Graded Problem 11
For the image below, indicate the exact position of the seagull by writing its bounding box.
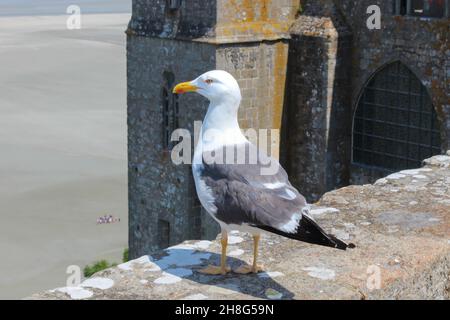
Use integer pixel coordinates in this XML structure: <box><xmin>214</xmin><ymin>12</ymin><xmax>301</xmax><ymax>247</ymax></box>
<box><xmin>173</xmin><ymin>70</ymin><xmax>353</xmax><ymax>275</ymax></box>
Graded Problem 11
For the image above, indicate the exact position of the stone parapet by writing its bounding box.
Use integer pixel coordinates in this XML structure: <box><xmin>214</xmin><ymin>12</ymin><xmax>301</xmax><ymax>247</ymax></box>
<box><xmin>30</xmin><ymin>153</ymin><xmax>450</xmax><ymax>300</ymax></box>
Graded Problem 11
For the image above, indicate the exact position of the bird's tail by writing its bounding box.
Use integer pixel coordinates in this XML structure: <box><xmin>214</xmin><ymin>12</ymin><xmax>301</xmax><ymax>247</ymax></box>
<box><xmin>258</xmin><ymin>214</ymin><xmax>355</xmax><ymax>250</ymax></box>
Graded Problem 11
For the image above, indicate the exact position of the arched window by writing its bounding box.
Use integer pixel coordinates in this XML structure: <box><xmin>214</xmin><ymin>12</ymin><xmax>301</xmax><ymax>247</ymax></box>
<box><xmin>353</xmin><ymin>61</ymin><xmax>441</xmax><ymax>172</ymax></box>
<box><xmin>161</xmin><ymin>72</ymin><xmax>179</xmax><ymax>150</ymax></box>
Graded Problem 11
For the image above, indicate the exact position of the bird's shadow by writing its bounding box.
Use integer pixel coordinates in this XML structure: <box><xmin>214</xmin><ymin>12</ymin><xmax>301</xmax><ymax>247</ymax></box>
<box><xmin>147</xmin><ymin>247</ymin><xmax>294</xmax><ymax>300</ymax></box>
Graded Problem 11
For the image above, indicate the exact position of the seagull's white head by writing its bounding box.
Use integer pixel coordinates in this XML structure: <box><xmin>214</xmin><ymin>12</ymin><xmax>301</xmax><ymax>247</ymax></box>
<box><xmin>173</xmin><ymin>70</ymin><xmax>241</xmax><ymax>105</ymax></box>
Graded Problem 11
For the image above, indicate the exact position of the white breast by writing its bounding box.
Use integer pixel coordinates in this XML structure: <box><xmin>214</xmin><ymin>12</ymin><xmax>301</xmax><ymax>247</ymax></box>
<box><xmin>192</xmin><ymin>121</ymin><xmax>247</xmax><ymax>223</ymax></box>
<box><xmin>192</xmin><ymin>163</ymin><xmax>217</xmax><ymax>215</ymax></box>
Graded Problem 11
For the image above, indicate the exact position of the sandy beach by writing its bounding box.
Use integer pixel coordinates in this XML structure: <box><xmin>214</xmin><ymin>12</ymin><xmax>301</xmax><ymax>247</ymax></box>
<box><xmin>0</xmin><ymin>7</ymin><xmax>130</xmax><ymax>299</ymax></box>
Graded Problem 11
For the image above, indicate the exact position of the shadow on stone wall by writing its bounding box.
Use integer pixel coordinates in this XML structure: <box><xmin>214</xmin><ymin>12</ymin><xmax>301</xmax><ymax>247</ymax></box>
<box><xmin>149</xmin><ymin>246</ymin><xmax>295</xmax><ymax>299</ymax></box>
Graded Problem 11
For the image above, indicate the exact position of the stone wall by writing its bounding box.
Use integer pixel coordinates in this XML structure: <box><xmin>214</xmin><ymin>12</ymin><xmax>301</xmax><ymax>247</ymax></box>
<box><xmin>284</xmin><ymin>0</ymin><xmax>353</xmax><ymax>202</ymax></box>
<box><xmin>127</xmin><ymin>36</ymin><xmax>215</xmax><ymax>258</ymax></box>
<box><xmin>284</xmin><ymin>0</ymin><xmax>449</xmax><ymax>200</ymax></box>
<box><xmin>128</xmin><ymin>0</ymin><xmax>217</xmax><ymax>38</ymax></box>
<box><xmin>127</xmin><ymin>0</ymin><xmax>298</xmax><ymax>42</ymax></box>
<box><xmin>337</xmin><ymin>0</ymin><xmax>450</xmax><ymax>181</ymax></box>
<box><xmin>217</xmin><ymin>40</ymin><xmax>289</xmax><ymax>159</ymax></box>
<box><xmin>31</xmin><ymin>152</ymin><xmax>450</xmax><ymax>300</ymax></box>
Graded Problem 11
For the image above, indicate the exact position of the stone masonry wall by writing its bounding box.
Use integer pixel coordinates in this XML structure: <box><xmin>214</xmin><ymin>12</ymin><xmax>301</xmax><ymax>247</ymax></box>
<box><xmin>285</xmin><ymin>0</ymin><xmax>353</xmax><ymax>202</ymax></box>
<box><xmin>285</xmin><ymin>0</ymin><xmax>449</xmax><ymax>200</ymax></box>
<box><xmin>128</xmin><ymin>0</ymin><xmax>299</xmax><ymax>42</ymax></box>
<box><xmin>127</xmin><ymin>36</ymin><xmax>215</xmax><ymax>258</ymax></box>
<box><xmin>217</xmin><ymin>40</ymin><xmax>289</xmax><ymax>159</ymax></box>
<box><xmin>336</xmin><ymin>0</ymin><xmax>450</xmax><ymax>181</ymax></box>
<box><xmin>129</xmin><ymin>0</ymin><xmax>217</xmax><ymax>38</ymax></box>
<box><xmin>31</xmin><ymin>152</ymin><xmax>450</xmax><ymax>300</ymax></box>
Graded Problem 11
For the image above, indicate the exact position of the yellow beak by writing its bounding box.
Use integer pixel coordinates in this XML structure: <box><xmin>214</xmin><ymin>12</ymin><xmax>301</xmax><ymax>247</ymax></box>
<box><xmin>172</xmin><ymin>81</ymin><xmax>198</xmax><ymax>94</ymax></box>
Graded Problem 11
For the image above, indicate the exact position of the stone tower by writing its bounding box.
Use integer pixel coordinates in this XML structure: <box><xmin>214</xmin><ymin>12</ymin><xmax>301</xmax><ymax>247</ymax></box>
<box><xmin>127</xmin><ymin>0</ymin><xmax>299</xmax><ymax>258</ymax></box>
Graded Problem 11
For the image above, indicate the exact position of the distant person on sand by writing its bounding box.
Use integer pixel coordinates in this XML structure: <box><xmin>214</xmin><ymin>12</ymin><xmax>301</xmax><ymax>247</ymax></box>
<box><xmin>96</xmin><ymin>214</ymin><xmax>120</xmax><ymax>225</ymax></box>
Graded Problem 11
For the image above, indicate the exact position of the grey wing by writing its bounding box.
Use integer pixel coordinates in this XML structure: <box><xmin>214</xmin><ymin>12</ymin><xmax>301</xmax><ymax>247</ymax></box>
<box><xmin>200</xmin><ymin>142</ymin><xmax>307</xmax><ymax>232</ymax></box>
<box><xmin>205</xmin><ymin>142</ymin><xmax>304</xmax><ymax>200</ymax></box>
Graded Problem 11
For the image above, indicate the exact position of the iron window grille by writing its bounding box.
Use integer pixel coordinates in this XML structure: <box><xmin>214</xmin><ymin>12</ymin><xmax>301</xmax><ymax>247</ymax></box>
<box><xmin>353</xmin><ymin>61</ymin><xmax>441</xmax><ymax>172</ymax></box>
<box><xmin>394</xmin><ymin>0</ymin><xmax>449</xmax><ymax>18</ymax></box>
<box><xmin>162</xmin><ymin>72</ymin><xmax>179</xmax><ymax>150</ymax></box>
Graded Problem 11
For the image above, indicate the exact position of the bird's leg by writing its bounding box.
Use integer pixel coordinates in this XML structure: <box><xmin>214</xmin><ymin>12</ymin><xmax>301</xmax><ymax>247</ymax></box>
<box><xmin>252</xmin><ymin>234</ymin><xmax>264</xmax><ymax>272</ymax></box>
<box><xmin>234</xmin><ymin>234</ymin><xmax>264</xmax><ymax>274</ymax></box>
<box><xmin>198</xmin><ymin>230</ymin><xmax>231</xmax><ymax>275</ymax></box>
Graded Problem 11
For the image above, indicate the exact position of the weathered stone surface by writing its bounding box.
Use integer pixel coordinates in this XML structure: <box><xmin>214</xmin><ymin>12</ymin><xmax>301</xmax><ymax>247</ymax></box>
<box><xmin>127</xmin><ymin>0</ymin><xmax>298</xmax><ymax>43</ymax></box>
<box><xmin>30</xmin><ymin>154</ymin><xmax>450</xmax><ymax>300</ymax></box>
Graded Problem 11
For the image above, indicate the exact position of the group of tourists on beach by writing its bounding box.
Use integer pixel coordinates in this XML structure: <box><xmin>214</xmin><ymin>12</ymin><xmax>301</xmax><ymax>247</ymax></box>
<box><xmin>96</xmin><ymin>214</ymin><xmax>120</xmax><ymax>225</ymax></box>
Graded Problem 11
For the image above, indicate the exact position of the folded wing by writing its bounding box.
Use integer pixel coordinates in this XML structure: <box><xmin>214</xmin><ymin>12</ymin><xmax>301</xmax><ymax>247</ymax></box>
<box><xmin>199</xmin><ymin>142</ymin><xmax>351</xmax><ymax>250</ymax></box>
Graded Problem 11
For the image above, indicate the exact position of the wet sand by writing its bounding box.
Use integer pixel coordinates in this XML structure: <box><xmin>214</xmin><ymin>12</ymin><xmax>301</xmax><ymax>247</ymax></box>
<box><xmin>0</xmin><ymin>13</ymin><xmax>130</xmax><ymax>299</ymax></box>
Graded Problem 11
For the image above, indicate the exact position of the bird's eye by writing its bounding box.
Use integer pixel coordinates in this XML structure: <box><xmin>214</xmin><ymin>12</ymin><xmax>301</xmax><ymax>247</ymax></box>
<box><xmin>205</xmin><ymin>79</ymin><xmax>213</xmax><ymax>85</ymax></box>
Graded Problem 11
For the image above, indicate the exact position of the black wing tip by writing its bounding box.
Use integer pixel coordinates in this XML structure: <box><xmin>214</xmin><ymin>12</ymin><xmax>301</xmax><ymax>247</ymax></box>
<box><xmin>254</xmin><ymin>213</ymin><xmax>357</xmax><ymax>251</ymax></box>
<box><xmin>328</xmin><ymin>234</ymin><xmax>356</xmax><ymax>250</ymax></box>
<box><xmin>333</xmin><ymin>241</ymin><xmax>356</xmax><ymax>250</ymax></box>
<box><xmin>300</xmin><ymin>215</ymin><xmax>356</xmax><ymax>251</ymax></box>
<box><xmin>329</xmin><ymin>235</ymin><xmax>351</xmax><ymax>250</ymax></box>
